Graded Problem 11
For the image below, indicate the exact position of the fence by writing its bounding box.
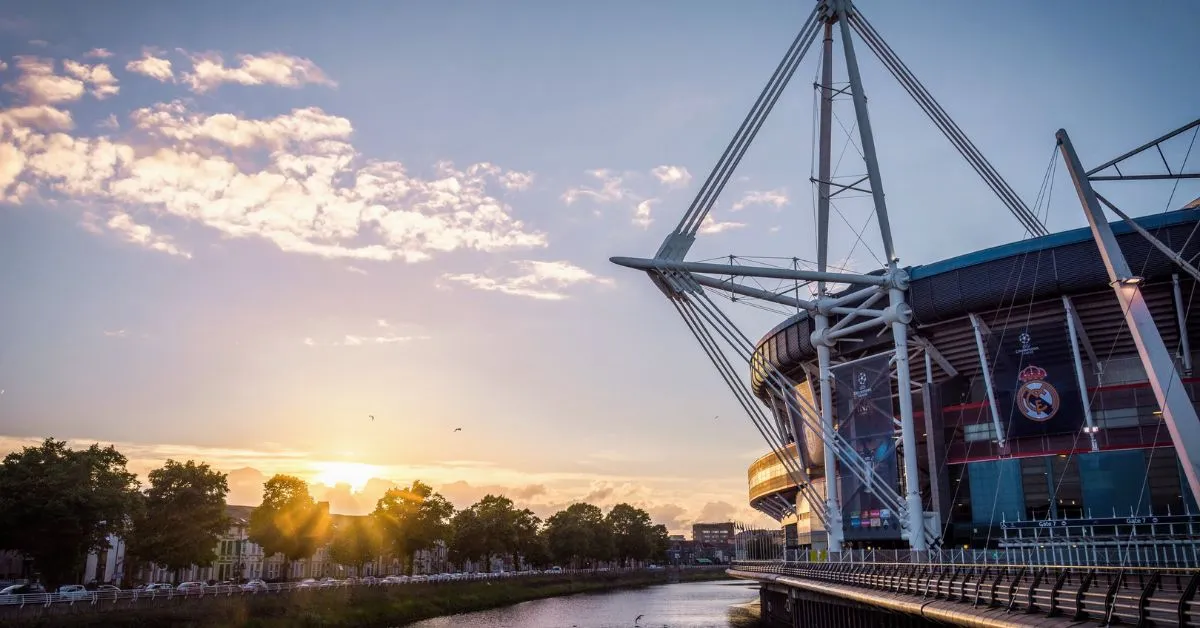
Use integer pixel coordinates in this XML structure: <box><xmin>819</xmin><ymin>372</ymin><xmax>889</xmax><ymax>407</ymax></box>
<box><xmin>731</xmin><ymin>559</ymin><xmax>1200</xmax><ymax>626</ymax></box>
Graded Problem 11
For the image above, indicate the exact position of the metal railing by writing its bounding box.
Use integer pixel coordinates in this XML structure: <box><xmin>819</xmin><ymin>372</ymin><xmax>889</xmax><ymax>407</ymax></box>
<box><xmin>731</xmin><ymin>560</ymin><xmax>1200</xmax><ymax>626</ymax></box>
<box><xmin>758</xmin><ymin>544</ymin><xmax>1200</xmax><ymax>569</ymax></box>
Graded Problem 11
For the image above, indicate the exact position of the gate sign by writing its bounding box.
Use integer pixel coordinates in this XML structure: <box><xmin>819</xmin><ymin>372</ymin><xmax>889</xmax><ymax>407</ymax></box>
<box><xmin>831</xmin><ymin>352</ymin><xmax>899</xmax><ymax>537</ymax></box>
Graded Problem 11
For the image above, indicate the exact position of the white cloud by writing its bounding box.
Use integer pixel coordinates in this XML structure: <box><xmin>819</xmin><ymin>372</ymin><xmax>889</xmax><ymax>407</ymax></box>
<box><xmin>562</xmin><ymin>169</ymin><xmax>628</xmax><ymax>205</ymax></box>
<box><xmin>97</xmin><ymin>114</ymin><xmax>119</xmax><ymax>130</ymax></box>
<box><xmin>303</xmin><ymin>337</ymin><xmax>316</xmax><ymax>346</ymax></box>
<box><xmin>0</xmin><ymin>61</ymin><xmax>8</xmax><ymax>72</ymax></box>
<box><xmin>651</xmin><ymin>165</ymin><xmax>691</xmax><ymax>188</ymax></box>
<box><xmin>346</xmin><ymin>265</ymin><xmax>367</xmax><ymax>275</ymax></box>
<box><xmin>105</xmin><ymin>212</ymin><xmax>191</xmax><ymax>258</ymax></box>
<box><xmin>183</xmin><ymin>52</ymin><xmax>336</xmax><ymax>93</ymax></box>
<box><xmin>84</xmin><ymin>48</ymin><xmax>113</xmax><ymax>59</ymax></box>
<box><xmin>440</xmin><ymin>260</ymin><xmax>613</xmax><ymax>301</ymax></box>
<box><xmin>126</xmin><ymin>51</ymin><xmax>174</xmax><ymax>82</ymax></box>
<box><xmin>376</xmin><ymin>319</ymin><xmax>390</xmax><ymax>328</ymax></box>
<box><xmin>1</xmin><ymin>98</ymin><xmax>546</xmax><ymax>262</ymax></box>
<box><xmin>500</xmin><ymin>170</ymin><xmax>534</xmax><ymax>191</ymax></box>
<box><xmin>6</xmin><ymin>56</ymin><xmax>85</xmax><ymax>104</ymax></box>
<box><xmin>732</xmin><ymin>188</ymin><xmax>788</xmax><ymax>211</ymax></box>
<box><xmin>28</xmin><ymin>39</ymin><xmax>48</xmax><ymax>48</ymax></box>
<box><xmin>339</xmin><ymin>333</ymin><xmax>429</xmax><ymax>346</ymax></box>
<box><xmin>103</xmin><ymin>329</ymin><xmax>128</xmax><ymax>338</ymax></box>
<box><xmin>698</xmin><ymin>214</ymin><xmax>746</xmax><ymax>235</ymax></box>
<box><xmin>633</xmin><ymin>199</ymin><xmax>657</xmax><ymax>229</ymax></box>
<box><xmin>62</xmin><ymin>60</ymin><xmax>120</xmax><ymax>99</ymax></box>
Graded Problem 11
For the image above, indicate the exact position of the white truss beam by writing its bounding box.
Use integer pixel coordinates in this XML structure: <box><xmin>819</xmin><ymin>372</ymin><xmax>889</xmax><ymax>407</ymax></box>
<box><xmin>1058</xmin><ymin>128</ymin><xmax>1200</xmax><ymax>507</ymax></box>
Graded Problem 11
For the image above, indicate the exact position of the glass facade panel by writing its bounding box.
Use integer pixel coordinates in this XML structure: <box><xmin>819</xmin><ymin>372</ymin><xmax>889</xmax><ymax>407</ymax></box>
<box><xmin>968</xmin><ymin>459</ymin><xmax>1023</xmax><ymax>524</ymax></box>
<box><xmin>1079</xmin><ymin>450</ymin><xmax>1151</xmax><ymax>516</ymax></box>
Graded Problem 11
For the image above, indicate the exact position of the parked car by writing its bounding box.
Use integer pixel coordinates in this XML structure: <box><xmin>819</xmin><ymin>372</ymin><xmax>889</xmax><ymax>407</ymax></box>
<box><xmin>94</xmin><ymin>585</ymin><xmax>121</xmax><ymax>598</ymax></box>
<box><xmin>143</xmin><ymin>583</ymin><xmax>174</xmax><ymax>594</ymax></box>
<box><xmin>241</xmin><ymin>579</ymin><xmax>268</xmax><ymax>592</ymax></box>
<box><xmin>176</xmin><ymin>582</ymin><xmax>206</xmax><ymax>593</ymax></box>
<box><xmin>57</xmin><ymin>585</ymin><xmax>91</xmax><ymax>600</ymax></box>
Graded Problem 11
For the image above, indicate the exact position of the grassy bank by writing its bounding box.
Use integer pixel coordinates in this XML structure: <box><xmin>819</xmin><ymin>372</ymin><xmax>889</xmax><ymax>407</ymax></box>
<box><xmin>4</xmin><ymin>568</ymin><xmax>730</xmax><ymax>628</ymax></box>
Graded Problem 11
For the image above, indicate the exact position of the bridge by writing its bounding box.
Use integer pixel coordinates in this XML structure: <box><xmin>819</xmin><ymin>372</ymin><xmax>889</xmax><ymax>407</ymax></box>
<box><xmin>610</xmin><ymin>0</ymin><xmax>1200</xmax><ymax>625</ymax></box>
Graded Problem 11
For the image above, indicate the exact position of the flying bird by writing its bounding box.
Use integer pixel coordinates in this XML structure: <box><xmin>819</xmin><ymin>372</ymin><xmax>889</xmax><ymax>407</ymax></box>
<box><xmin>369</xmin><ymin>415</ymin><xmax>375</xmax><ymax>421</ymax></box>
<box><xmin>635</xmin><ymin>614</ymin><xmax>644</xmax><ymax>625</ymax></box>
<box><xmin>454</xmin><ymin>427</ymin><xmax>462</xmax><ymax>432</ymax></box>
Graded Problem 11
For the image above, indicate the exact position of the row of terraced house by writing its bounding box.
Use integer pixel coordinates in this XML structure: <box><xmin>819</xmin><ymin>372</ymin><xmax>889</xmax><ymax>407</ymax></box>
<box><xmin>0</xmin><ymin>504</ymin><xmax>485</xmax><ymax>587</ymax></box>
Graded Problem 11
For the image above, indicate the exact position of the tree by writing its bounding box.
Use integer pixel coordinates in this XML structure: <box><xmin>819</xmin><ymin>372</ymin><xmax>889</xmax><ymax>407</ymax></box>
<box><xmin>512</xmin><ymin>508</ymin><xmax>544</xmax><ymax>570</ymax></box>
<box><xmin>248</xmin><ymin>475</ymin><xmax>329</xmax><ymax>579</ymax></box>
<box><xmin>127</xmin><ymin>460</ymin><xmax>231</xmax><ymax>577</ymax></box>
<box><xmin>448</xmin><ymin>508</ymin><xmax>484</xmax><ymax>570</ymax></box>
<box><xmin>605</xmin><ymin>503</ymin><xmax>654</xmax><ymax>567</ymax></box>
<box><xmin>373</xmin><ymin>480</ymin><xmax>454</xmax><ymax>575</ymax></box>
<box><xmin>0</xmin><ymin>439</ymin><xmax>141</xmax><ymax>589</ymax></box>
<box><xmin>649</xmin><ymin>524</ymin><xmax>669</xmax><ymax>562</ymax></box>
<box><xmin>328</xmin><ymin>516</ymin><xmax>383</xmax><ymax>576</ymax></box>
<box><xmin>545</xmin><ymin>503</ymin><xmax>612</xmax><ymax>569</ymax></box>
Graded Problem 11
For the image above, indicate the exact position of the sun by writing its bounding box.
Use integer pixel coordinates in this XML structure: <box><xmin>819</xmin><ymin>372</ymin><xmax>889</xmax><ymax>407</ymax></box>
<box><xmin>310</xmin><ymin>461</ymin><xmax>382</xmax><ymax>492</ymax></box>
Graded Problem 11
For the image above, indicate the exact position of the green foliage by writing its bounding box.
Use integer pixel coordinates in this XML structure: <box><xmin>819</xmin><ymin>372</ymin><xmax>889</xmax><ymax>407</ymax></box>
<box><xmin>605</xmin><ymin>503</ymin><xmax>654</xmax><ymax>566</ymax></box>
<box><xmin>372</xmin><ymin>480</ymin><xmax>454</xmax><ymax>574</ymax></box>
<box><xmin>649</xmin><ymin>523</ymin><xmax>669</xmax><ymax>560</ymax></box>
<box><xmin>126</xmin><ymin>459</ymin><xmax>231</xmax><ymax>573</ymax></box>
<box><xmin>544</xmin><ymin>502</ymin><xmax>613</xmax><ymax>568</ymax></box>
<box><xmin>0</xmin><ymin>438</ymin><xmax>141</xmax><ymax>589</ymax></box>
<box><xmin>248</xmin><ymin>475</ymin><xmax>330</xmax><ymax>573</ymax></box>
<box><xmin>328</xmin><ymin>516</ymin><xmax>384</xmax><ymax>573</ymax></box>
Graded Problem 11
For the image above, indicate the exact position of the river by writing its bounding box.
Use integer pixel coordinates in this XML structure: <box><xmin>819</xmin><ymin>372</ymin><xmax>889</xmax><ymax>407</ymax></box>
<box><xmin>407</xmin><ymin>579</ymin><xmax>762</xmax><ymax>628</ymax></box>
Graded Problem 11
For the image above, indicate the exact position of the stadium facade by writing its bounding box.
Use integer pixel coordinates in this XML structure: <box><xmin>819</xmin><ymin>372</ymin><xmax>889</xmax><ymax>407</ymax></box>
<box><xmin>747</xmin><ymin>203</ymin><xmax>1200</xmax><ymax>551</ymax></box>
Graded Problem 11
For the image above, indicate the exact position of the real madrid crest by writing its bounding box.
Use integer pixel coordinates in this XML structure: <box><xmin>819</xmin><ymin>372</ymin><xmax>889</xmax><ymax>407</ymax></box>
<box><xmin>1016</xmin><ymin>364</ymin><xmax>1059</xmax><ymax>422</ymax></box>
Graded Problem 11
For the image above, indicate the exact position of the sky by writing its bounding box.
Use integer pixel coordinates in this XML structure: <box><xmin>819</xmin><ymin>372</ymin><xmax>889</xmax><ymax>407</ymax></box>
<box><xmin>0</xmin><ymin>1</ymin><xmax>1198</xmax><ymax>535</ymax></box>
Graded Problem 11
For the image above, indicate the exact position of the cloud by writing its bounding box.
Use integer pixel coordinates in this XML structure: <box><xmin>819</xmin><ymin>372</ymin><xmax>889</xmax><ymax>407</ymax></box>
<box><xmin>633</xmin><ymin>199</ymin><xmax>657</xmax><ymax>229</ymax></box>
<box><xmin>6</xmin><ymin>56</ymin><xmax>85</xmax><ymax>104</ymax></box>
<box><xmin>500</xmin><ymin>171</ymin><xmax>534</xmax><ymax>191</ymax></box>
<box><xmin>104</xmin><ymin>211</ymin><xmax>191</xmax><ymax>258</ymax></box>
<box><xmin>650</xmin><ymin>165</ymin><xmax>691</xmax><ymax>188</ymax></box>
<box><xmin>183</xmin><ymin>52</ymin><xmax>336</xmax><ymax>93</ymax></box>
<box><xmin>698</xmin><ymin>214</ymin><xmax>745</xmax><ymax>235</ymax></box>
<box><xmin>84</xmin><ymin>48</ymin><xmax>113</xmax><ymax>59</ymax></box>
<box><xmin>125</xmin><ymin>51</ymin><xmax>174</xmax><ymax>82</ymax></box>
<box><xmin>103</xmin><ymin>329</ymin><xmax>128</xmax><ymax>338</ymax></box>
<box><xmin>62</xmin><ymin>60</ymin><xmax>120</xmax><ymax>100</ymax></box>
<box><xmin>345</xmin><ymin>265</ymin><xmax>367</xmax><ymax>275</ymax></box>
<box><xmin>561</xmin><ymin>169</ymin><xmax>629</xmax><ymax>205</ymax></box>
<box><xmin>341</xmin><ymin>333</ymin><xmax>429</xmax><ymax>346</ymax></box>
<box><xmin>97</xmin><ymin>114</ymin><xmax>119</xmax><ymax>130</ymax></box>
<box><xmin>303</xmin><ymin>337</ymin><xmax>316</xmax><ymax>347</ymax></box>
<box><xmin>1</xmin><ymin>97</ymin><xmax>547</xmax><ymax>261</ymax></box>
<box><xmin>440</xmin><ymin>260</ymin><xmax>613</xmax><ymax>301</ymax></box>
<box><xmin>438</xmin><ymin>480</ymin><xmax>548</xmax><ymax>509</ymax></box>
<box><xmin>696</xmin><ymin>500</ymin><xmax>738</xmax><ymax>523</ymax></box>
<box><xmin>28</xmin><ymin>39</ymin><xmax>48</xmax><ymax>48</ymax></box>
<box><xmin>731</xmin><ymin>188</ymin><xmax>788</xmax><ymax>212</ymax></box>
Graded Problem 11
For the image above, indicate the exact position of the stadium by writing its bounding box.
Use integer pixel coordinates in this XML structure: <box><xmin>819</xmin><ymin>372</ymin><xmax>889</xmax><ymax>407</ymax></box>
<box><xmin>746</xmin><ymin>200</ymin><xmax>1200</xmax><ymax>553</ymax></box>
<box><xmin>611</xmin><ymin>0</ymin><xmax>1200</xmax><ymax>561</ymax></box>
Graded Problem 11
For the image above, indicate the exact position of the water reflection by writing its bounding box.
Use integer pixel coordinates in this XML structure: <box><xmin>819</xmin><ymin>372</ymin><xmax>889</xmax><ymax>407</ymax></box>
<box><xmin>407</xmin><ymin>579</ymin><xmax>761</xmax><ymax>628</ymax></box>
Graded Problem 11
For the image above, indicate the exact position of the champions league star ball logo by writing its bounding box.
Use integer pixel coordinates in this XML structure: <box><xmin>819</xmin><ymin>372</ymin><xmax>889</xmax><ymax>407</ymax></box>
<box><xmin>1016</xmin><ymin>365</ymin><xmax>1059</xmax><ymax>422</ymax></box>
<box><xmin>853</xmin><ymin>371</ymin><xmax>871</xmax><ymax>415</ymax></box>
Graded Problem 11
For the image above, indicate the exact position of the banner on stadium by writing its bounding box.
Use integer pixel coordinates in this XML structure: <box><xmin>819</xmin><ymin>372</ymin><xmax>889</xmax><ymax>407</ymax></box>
<box><xmin>989</xmin><ymin>321</ymin><xmax>1085</xmax><ymax>439</ymax></box>
<box><xmin>831</xmin><ymin>352</ymin><xmax>899</xmax><ymax>534</ymax></box>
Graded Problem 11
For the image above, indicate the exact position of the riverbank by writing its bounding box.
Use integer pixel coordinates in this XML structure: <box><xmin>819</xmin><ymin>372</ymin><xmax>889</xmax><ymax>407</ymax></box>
<box><xmin>4</xmin><ymin>568</ymin><xmax>731</xmax><ymax>628</ymax></box>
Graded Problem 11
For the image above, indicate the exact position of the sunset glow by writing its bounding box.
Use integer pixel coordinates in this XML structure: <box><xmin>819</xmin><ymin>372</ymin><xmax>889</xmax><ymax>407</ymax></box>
<box><xmin>310</xmin><ymin>461</ymin><xmax>383</xmax><ymax>493</ymax></box>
